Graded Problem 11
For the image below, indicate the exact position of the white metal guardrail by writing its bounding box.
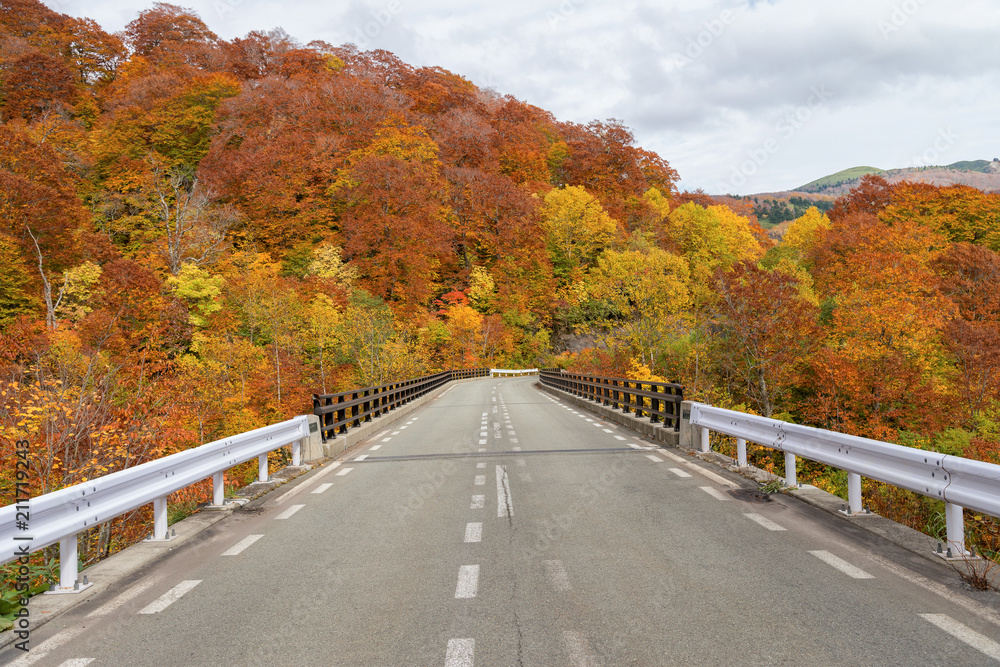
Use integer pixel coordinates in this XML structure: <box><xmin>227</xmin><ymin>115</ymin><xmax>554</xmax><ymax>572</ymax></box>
<box><xmin>688</xmin><ymin>402</ymin><xmax>1000</xmax><ymax>557</ymax></box>
<box><xmin>490</xmin><ymin>368</ymin><xmax>539</xmax><ymax>377</ymax></box>
<box><xmin>1</xmin><ymin>416</ymin><xmax>309</xmax><ymax>592</ymax></box>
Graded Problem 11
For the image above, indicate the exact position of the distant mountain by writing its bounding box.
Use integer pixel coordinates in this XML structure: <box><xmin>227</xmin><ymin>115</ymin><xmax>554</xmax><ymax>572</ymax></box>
<box><xmin>795</xmin><ymin>159</ymin><xmax>1000</xmax><ymax>195</ymax></box>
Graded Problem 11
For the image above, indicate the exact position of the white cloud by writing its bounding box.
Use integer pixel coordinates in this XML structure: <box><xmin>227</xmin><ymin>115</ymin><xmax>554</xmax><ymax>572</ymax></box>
<box><xmin>45</xmin><ymin>0</ymin><xmax>1000</xmax><ymax>193</ymax></box>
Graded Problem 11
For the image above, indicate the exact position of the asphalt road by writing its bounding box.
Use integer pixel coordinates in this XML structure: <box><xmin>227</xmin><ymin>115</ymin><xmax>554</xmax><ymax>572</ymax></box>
<box><xmin>5</xmin><ymin>378</ymin><xmax>1000</xmax><ymax>666</ymax></box>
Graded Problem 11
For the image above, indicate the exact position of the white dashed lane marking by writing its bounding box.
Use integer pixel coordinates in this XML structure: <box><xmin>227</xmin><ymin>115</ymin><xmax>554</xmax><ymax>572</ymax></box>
<box><xmin>275</xmin><ymin>504</ymin><xmax>305</xmax><ymax>520</ymax></box>
<box><xmin>646</xmin><ymin>454</ymin><xmax>662</xmax><ymax>463</ymax></box>
<box><xmin>57</xmin><ymin>661</ymin><xmax>94</xmax><ymax>667</ymax></box>
<box><xmin>222</xmin><ymin>534</ymin><xmax>264</xmax><ymax>556</ymax></box>
<box><xmin>470</xmin><ymin>494</ymin><xmax>485</xmax><ymax>508</ymax></box>
<box><xmin>920</xmin><ymin>614</ymin><xmax>1000</xmax><ymax>660</ymax></box>
<box><xmin>8</xmin><ymin>627</ymin><xmax>87</xmax><ymax>667</ymax></box>
<box><xmin>464</xmin><ymin>522</ymin><xmax>483</xmax><ymax>543</ymax></box>
<box><xmin>563</xmin><ymin>631</ymin><xmax>599</xmax><ymax>667</ymax></box>
<box><xmin>445</xmin><ymin>639</ymin><xmax>475</xmax><ymax>667</ymax></box>
<box><xmin>335</xmin><ymin>467</ymin><xmax>354</xmax><ymax>476</ymax></box>
<box><xmin>809</xmin><ymin>550</ymin><xmax>874</xmax><ymax>579</ymax></box>
<box><xmin>744</xmin><ymin>513</ymin><xmax>787</xmax><ymax>531</ymax></box>
<box><xmin>699</xmin><ymin>486</ymin><xmax>730</xmax><ymax>501</ymax></box>
<box><xmin>477</xmin><ymin>462</ymin><xmax>486</xmax><ymax>469</ymax></box>
<box><xmin>455</xmin><ymin>565</ymin><xmax>480</xmax><ymax>598</ymax></box>
<box><xmin>668</xmin><ymin>468</ymin><xmax>692</xmax><ymax>478</ymax></box>
<box><xmin>311</xmin><ymin>483</ymin><xmax>333</xmax><ymax>494</ymax></box>
<box><xmin>544</xmin><ymin>559</ymin><xmax>572</xmax><ymax>591</ymax></box>
<box><xmin>86</xmin><ymin>579</ymin><xmax>158</xmax><ymax>618</ymax></box>
<box><xmin>355</xmin><ymin>454</ymin><xmax>369</xmax><ymax>461</ymax></box>
<box><xmin>475</xmin><ymin>475</ymin><xmax>486</xmax><ymax>485</ymax></box>
<box><xmin>370</xmin><ymin>444</ymin><xmax>382</xmax><ymax>450</ymax></box>
<box><xmin>138</xmin><ymin>580</ymin><xmax>202</xmax><ymax>614</ymax></box>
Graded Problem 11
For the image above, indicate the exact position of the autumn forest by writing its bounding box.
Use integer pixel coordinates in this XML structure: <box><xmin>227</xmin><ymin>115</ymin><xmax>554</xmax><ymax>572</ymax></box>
<box><xmin>3</xmin><ymin>1</ymin><xmax>1000</xmax><ymax>562</ymax></box>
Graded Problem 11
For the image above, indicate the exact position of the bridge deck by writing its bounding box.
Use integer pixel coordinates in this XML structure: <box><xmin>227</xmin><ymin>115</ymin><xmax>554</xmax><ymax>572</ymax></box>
<box><xmin>6</xmin><ymin>378</ymin><xmax>999</xmax><ymax>665</ymax></box>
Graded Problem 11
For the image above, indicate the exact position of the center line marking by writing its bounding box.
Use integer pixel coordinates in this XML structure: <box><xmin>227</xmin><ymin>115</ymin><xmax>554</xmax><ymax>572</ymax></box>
<box><xmin>222</xmin><ymin>534</ymin><xmax>264</xmax><ymax>556</ymax></box>
<box><xmin>471</xmin><ymin>494</ymin><xmax>485</xmax><ymax>508</ymax></box>
<box><xmin>275</xmin><ymin>504</ymin><xmax>305</xmax><ymax>520</ymax></box>
<box><xmin>336</xmin><ymin>467</ymin><xmax>354</xmax><ymax>476</ymax></box>
<box><xmin>465</xmin><ymin>522</ymin><xmax>483</xmax><ymax>543</ymax></box>
<box><xmin>544</xmin><ymin>559</ymin><xmax>572</xmax><ymax>591</ymax></box>
<box><xmin>138</xmin><ymin>580</ymin><xmax>201</xmax><ymax>614</ymax></box>
<box><xmin>311</xmin><ymin>483</ymin><xmax>333</xmax><ymax>494</ymax></box>
<box><xmin>455</xmin><ymin>564</ymin><xmax>480</xmax><ymax>598</ymax></box>
<box><xmin>445</xmin><ymin>638</ymin><xmax>475</xmax><ymax>667</ymax></box>
<box><xmin>563</xmin><ymin>631</ymin><xmax>598</xmax><ymax>667</ymax></box>
<box><xmin>744</xmin><ymin>513</ymin><xmax>787</xmax><ymax>531</ymax></box>
<box><xmin>475</xmin><ymin>475</ymin><xmax>486</xmax><ymax>485</ymax></box>
<box><xmin>809</xmin><ymin>550</ymin><xmax>874</xmax><ymax>579</ymax></box>
<box><xmin>497</xmin><ymin>465</ymin><xmax>514</xmax><ymax>517</ymax></box>
<box><xmin>920</xmin><ymin>614</ymin><xmax>1000</xmax><ymax>660</ymax></box>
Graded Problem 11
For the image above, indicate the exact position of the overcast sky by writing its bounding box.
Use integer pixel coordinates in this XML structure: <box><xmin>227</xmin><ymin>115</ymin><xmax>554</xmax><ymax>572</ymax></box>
<box><xmin>43</xmin><ymin>0</ymin><xmax>1000</xmax><ymax>194</ymax></box>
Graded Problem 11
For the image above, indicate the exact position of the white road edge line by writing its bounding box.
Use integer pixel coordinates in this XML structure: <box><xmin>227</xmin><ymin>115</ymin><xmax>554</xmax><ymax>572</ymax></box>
<box><xmin>744</xmin><ymin>513</ymin><xmax>787</xmax><ymax>531</ymax></box>
<box><xmin>138</xmin><ymin>580</ymin><xmax>202</xmax><ymax>614</ymax></box>
<box><xmin>920</xmin><ymin>614</ymin><xmax>1000</xmax><ymax>660</ymax></box>
<box><xmin>809</xmin><ymin>550</ymin><xmax>874</xmax><ymax>579</ymax></box>
<box><xmin>222</xmin><ymin>534</ymin><xmax>264</xmax><ymax>556</ymax></box>
<box><xmin>445</xmin><ymin>638</ymin><xmax>475</xmax><ymax>667</ymax></box>
<box><xmin>455</xmin><ymin>564</ymin><xmax>480</xmax><ymax>598</ymax></box>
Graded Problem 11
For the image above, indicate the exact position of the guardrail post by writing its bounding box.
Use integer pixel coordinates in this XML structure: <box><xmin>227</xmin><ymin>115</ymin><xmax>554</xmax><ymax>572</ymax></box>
<box><xmin>699</xmin><ymin>426</ymin><xmax>710</xmax><ymax>453</ymax></box>
<box><xmin>736</xmin><ymin>438</ymin><xmax>747</xmax><ymax>466</ymax></box>
<box><xmin>258</xmin><ymin>453</ymin><xmax>268</xmax><ymax>482</ymax></box>
<box><xmin>58</xmin><ymin>534</ymin><xmax>78</xmax><ymax>590</ymax></box>
<box><xmin>945</xmin><ymin>502</ymin><xmax>967</xmax><ymax>557</ymax></box>
<box><xmin>213</xmin><ymin>471</ymin><xmax>224</xmax><ymax>506</ymax></box>
<box><xmin>293</xmin><ymin>439</ymin><xmax>302</xmax><ymax>467</ymax></box>
<box><xmin>784</xmin><ymin>452</ymin><xmax>797</xmax><ymax>487</ymax></box>
<box><xmin>153</xmin><ymin>496</ymin><xmax>168</xmax><ymax>539</ymax></box>
<box><xmin>847</xmin><ymin>473</ymin><xmax>862</xmax><ymax>514</ymax></box>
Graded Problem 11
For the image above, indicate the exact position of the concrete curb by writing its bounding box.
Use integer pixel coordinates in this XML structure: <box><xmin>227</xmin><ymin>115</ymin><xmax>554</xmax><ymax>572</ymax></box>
<box><xmin>1</xmin><ymin>378</ymin><xmax>481</xmax><ymax>649</ymax></box>
<box><xmin>537</xmin><ymin>382</ymin><xmax>948</xmax><ymax>570</ymax></box>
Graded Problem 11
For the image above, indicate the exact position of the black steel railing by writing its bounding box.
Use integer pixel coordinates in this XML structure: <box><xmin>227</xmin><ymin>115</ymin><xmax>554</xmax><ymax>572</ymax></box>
<box><xmin>538</xmin><ymin>369</ymin><xmax>684</xmax><ymax>431</ymax></box>
<box><xmin>312</xmin><ymin>368</ymin><xmax>489</xmax><ymax>442</ymax></box>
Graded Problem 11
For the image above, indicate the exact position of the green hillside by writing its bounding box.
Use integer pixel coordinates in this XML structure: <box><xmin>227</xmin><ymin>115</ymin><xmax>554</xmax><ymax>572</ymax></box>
<box><xmin>797</xmin><ymin>166</ymin><xmax>884</xmax><ymax>192</ymax></box>
<box><xmin>945</xmin><ymin>160</ymin><xmax>992</xmax><ymax>172</ymax></box>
